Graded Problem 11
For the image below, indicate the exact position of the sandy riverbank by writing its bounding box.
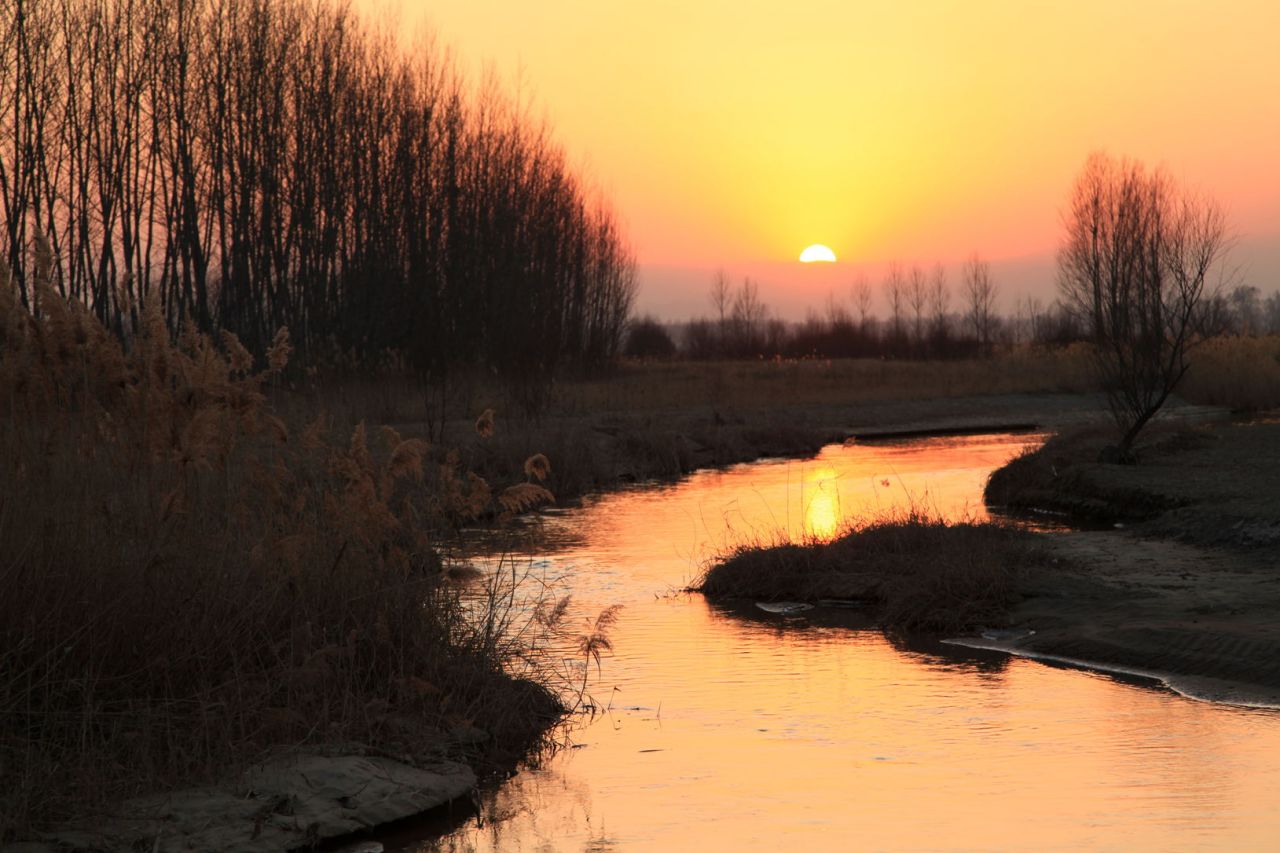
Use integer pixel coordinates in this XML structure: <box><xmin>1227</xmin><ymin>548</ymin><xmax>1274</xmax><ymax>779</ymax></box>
<box><xmin>968</xmin><ymin>419</ymin><xmax>1280</xmax><ymax>707</ymax></box>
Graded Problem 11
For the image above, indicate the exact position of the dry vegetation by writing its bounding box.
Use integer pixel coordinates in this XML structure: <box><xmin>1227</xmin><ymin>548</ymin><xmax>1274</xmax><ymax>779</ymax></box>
<box><xmin>0</xmin><ymin>251</ymin><xmax>570</xmax><ymax>836</ymax></box>
<box><xmin>1181</xmin><ymin>335</ymin><xmax>1280</xmax><ymax>413</ymax></box>
<box><xmin>695</xmin><ymin>510</ymin><xmax>1048</xmax><ymax>634</ymax></box>
<box><xmin>556</xmin><ymin>348</ymin><xmax>1097</xmax><ymax>414</ymax></box>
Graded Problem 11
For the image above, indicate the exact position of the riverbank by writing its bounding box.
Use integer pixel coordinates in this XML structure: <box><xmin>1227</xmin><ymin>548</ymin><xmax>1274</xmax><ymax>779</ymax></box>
<box><xmin>416</xmin><ymin>391</ymin><xmax>1224</xmax><ymax>514</ymax></box>
<box><xmin>974</xmin><ymin>418</ymin><xmax>1280</xmax><ymax>706</ymax></box>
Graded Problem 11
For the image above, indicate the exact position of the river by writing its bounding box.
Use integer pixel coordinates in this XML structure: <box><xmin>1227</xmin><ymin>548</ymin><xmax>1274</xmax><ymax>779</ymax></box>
<box><xmin>397</xmin><ymin>432</ymin><xmax>1280</xmax><ymax>851</ymax></box>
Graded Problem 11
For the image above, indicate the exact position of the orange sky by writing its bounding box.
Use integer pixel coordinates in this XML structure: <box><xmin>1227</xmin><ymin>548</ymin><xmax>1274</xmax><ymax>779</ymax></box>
<box><xmin>378</xmin><ymin>0</ymin><xmax>1279</xmax><ymax>318</ymax></box>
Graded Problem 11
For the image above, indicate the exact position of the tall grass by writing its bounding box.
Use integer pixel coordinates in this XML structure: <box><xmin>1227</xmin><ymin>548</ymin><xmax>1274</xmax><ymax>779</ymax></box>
<box><xmin>1180</xmin><ymin>335</ymin><xmax>1280</xmax><ymax>412</ymax></box>
<box><xmin>0</xmin><ymin>253</ymin><xmax>564</xmax><ymax>835</ymax></box>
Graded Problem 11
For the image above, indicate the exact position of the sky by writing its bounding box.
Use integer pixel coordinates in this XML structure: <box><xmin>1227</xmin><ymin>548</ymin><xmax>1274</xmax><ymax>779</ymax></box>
<box><xmin>376</xmin><ymin>0</ymin><xmax>1280</xmax><ymax>320</ymax></box>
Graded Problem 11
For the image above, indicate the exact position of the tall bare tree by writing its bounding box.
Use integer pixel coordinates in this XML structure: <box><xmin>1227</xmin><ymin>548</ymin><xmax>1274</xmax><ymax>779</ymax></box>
<box><xmin>1059</xmin><ymin>151</ymin><xmax>1231</xmax><ymax>459</ymax></box>
<box><xmin>884</xmin><ymin>262</ymin><xmax>906</xmax><ymax>350</ymax></box>
<box><xmin>0</xmin><ymin>0</ymin><xmax>637</xmax><ymax>396</ymax></box>
<box><xmin>927</xmin><ymin>262</ymin><xmax>949</xmax><ymax>351</ymax></box>
<box><xmin>850</xmin><ymin>272</ymin><xmax>873</xmax><ymax>328</ymax></box>
<box><xmin>962</xmin><ymin>253</ymin><xmax>996</xmax><ymax>352</ymax></box>
<box><xmin>710</xmin><ymin>268</ymin><xmax>730</xmax><ymax>353</ymax></box>
<box><xmin>907</xmin><ymin>265</ymin><xmax>928</xmax><ymax>347</ymax></box>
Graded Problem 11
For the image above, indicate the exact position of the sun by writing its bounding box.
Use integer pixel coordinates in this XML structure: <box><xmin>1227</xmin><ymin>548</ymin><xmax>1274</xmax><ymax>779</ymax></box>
<box><xmin>799</xmin><ymin>244</ymin><xmax>837</xmax><ymax>263</ymax></box>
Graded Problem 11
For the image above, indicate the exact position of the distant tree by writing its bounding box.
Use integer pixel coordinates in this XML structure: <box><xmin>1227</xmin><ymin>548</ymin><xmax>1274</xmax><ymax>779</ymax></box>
<box><xmin>850</xmin><ymin>273</ymin><xmax>874</xmax><ymax>327</ymax></box>
<box><xmin>624</xmin><ymin>316</ymin><xmax>676</xmax><ymax>359</ymax></box>
<box><xmin>710</xmin><ymin>269</ymin><xmax>731</xmax><ymax>353</ymax></box>
<box><xmin>1058</xmin><ymin>151</ymin><xmax>1231</xmax><ymax>460</ymax></box>
<box><xmin>884</xmin><ymin>263</ymin><xmax>907</xmax><ymax>351</ymax></box>
<box><xmin>1265</xmin><ymin>291</ymin><xmax>1280</xmax><ymax>335</ymax></box>
<box><xmin>728</xmin><ymin>277</ymin><xmax>767</xmax><ymax>355</ymax></box>
<box><xmin>1227</xmin><ymin>284</ymin><xmax>1262</xmax><ymax>335</ymax></box>
<box><xmin>927</xmin><ymin>263</ymin><xmax>950</xmax><ymax>353</ymax></box>
<box><xmin>907</xmin><ymin>265</ymin><xmax>929</xmax><ymax>346</ymax></box>
<box><xmin>962</xmin><ymin>253</ymin><xmax>997</xmax><ymax>352</ymax></box>
<box><xmin>1019</xmin><ymin>296</ymin><xmax>1045</xmax><ymax>344</ymax></box>
<box><xmin>683</xmin><ymin>319</ymin><xmax>719</xmax><ymax>360</ymax></box>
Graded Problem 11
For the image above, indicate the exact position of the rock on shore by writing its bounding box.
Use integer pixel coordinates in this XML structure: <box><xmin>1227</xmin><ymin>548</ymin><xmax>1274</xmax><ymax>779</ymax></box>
<box><xmin>23</xmin><ymin>751</ymin><xmax>475</xmax><ymax>853</ymax></box>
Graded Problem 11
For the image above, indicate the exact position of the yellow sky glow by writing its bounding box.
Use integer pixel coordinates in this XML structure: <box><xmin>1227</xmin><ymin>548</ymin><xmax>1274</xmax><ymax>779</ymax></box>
<box><xmin>376</xmin><ymin>0</ymin><xmax>1278</xmax><ymax>312</ymax></box>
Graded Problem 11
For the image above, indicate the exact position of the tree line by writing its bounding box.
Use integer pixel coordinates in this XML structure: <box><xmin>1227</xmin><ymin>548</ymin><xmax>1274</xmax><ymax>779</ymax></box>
<box><xmin>1</xmin><ymin>0</ymin><xmax>636</xmax><ymax>396</ymax></box>
<box><xmin>628</xmin><ymin>256</ymin><xmax>1272</xmax><ymax>362</ymax></box>
<box><xmin>630</xmin><ymin>254</ymin><xmax>1028</xmax><ymax>360</ymax></box>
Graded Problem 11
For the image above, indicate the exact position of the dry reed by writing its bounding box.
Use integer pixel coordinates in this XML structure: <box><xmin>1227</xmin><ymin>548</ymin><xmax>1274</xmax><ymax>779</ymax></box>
<box><xmin>0</xmin><ymin>250</ymin><xmax>567</xmax><ymax>836</ymax></box>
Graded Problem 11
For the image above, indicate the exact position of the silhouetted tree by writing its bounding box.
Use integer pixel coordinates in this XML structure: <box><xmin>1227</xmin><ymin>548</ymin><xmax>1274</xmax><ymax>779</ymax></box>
<box><xmin>0</xmin><ymin>0</ymin><xmax>636</xmax><ymax>396</ymax></box>
<box><xmin>907</xmin><ymin>265</ymin><xmax>928</xmax><ymax>349</ymax></box>
<box><xmin>1058</xmin><ymin>151</ymin><xmax>1231</xmax><ymax>459</ymax></box>
<box><xmin>624</xmin><ymin>316</ymin><xmax>676</xmax><ymax>359</ymax></box>
<box><xmin>884</xmin><ymin>263</ymin><xmax>907</xmax><ymax>355</ymax></box>
<box><xmin>962</xmin><ymin>253</ymin><xmax>997</xmax><ymax>353</ymax></box>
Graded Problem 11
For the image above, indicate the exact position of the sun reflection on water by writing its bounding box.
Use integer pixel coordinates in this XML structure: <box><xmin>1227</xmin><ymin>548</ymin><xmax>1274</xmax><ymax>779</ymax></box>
<box><xmin>801</xmin><ymin>465</ymin><xmax>840</xmax><ymax>541</ymax></box>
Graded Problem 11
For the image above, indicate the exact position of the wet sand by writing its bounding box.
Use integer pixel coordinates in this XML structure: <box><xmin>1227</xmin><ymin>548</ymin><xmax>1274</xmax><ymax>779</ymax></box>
<box><xmin>960</xmin><ymin>530</ymin><xmax>1280</xmax><ymax>707</ymax></box>
<box><xmin>968</xmin><ymin>419</ymin><xmax>1280</xmax><ymax>707</ymax></box>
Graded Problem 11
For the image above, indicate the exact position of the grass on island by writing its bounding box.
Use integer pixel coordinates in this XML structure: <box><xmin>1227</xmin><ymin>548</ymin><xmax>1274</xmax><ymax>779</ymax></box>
<box><xmin>0</xmin><ymin>255</ymin><xmax>573</xmax><ymax>836</ymax></box>
<box><xmin>694</xmin><ymin>510</ymin><xmax>1049</xmax><ymax>635</ymax></box>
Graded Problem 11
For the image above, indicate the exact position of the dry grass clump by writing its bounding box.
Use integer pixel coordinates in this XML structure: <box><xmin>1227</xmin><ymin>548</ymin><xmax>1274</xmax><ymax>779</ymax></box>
<box><xmin>695</xmin><ymin>510</ymin><xmax>1042</xmax><ymax>634</ymax></box>
<box><xmin>0</xmin><ymin>254</ymin><xmax>565</xmax><ymax>836</ymax></box>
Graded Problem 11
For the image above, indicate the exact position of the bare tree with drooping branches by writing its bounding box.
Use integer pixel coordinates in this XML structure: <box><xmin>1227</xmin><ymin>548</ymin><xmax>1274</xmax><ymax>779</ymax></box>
<box><xmin>1058</xmin><ymin>151</ymin><xmax>1232</xmax><ymax>459</ymax></box>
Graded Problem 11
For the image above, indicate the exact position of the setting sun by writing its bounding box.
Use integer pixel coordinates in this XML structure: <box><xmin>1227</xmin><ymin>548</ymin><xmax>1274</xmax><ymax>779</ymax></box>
<box><xmin>799</xmin><ymin>244</ymin><xmax>837</xmax><ymax>263</ymax></box>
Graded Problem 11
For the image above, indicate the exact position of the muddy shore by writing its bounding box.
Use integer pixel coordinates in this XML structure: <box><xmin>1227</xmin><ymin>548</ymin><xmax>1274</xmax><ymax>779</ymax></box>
<box><xmin>972</xmin><ymin>418</ymin><xmax>1280</xmax><ymax>706</ymax></box>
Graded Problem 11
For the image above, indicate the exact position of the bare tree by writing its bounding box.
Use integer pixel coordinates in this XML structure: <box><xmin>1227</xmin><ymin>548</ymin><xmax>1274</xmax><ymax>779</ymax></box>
<box><xmin>962</xmin><ymin>253</ymin><xmax>996</xmax><ymax>352</ymax></box>
<box><xmin>1227</xmin><ymin>284</ymin><xmax>1261</xmax><ymax>334</ymax></box>
<box><xmin>884</xmin><ymin>263</ymin><xmax>906</xmax><ymax>348</ymax></box>
<box><xmin>1059</xmin><ymin>151</ymin><xmax>1231</xmax><ymax>459</ymax></box>
<box><xmin>907</xmin><ymin>265</ymin><xmax>928</xmax><ymax>346</ymax></box>
<box><xmin>710</xmin><ymin>268</ymin><xmax>730</xmax><ymax>352</ymax></box>
<box><xmin>1265</xmin><ymin>291</ymin><xmax>1280</xmax><ymax>335</ymax></box>
<box><xmin>927</xmin><ymin>262</ymin><xmax>949</xmax><ymax>351</ymax></box>
<box><xmin>850</xmin><ymin>272</ymin><xmax>873</xmax><ymax>327</ymax></box>
<box><xmin>728</xmin><ymin>276</ymin><xmax>767</xmax><ymax>355</ymax></box>
<box><xmin>0</xmin><ymin>0</ymin><xmax>637</xmax><ymax>395</ymax></box>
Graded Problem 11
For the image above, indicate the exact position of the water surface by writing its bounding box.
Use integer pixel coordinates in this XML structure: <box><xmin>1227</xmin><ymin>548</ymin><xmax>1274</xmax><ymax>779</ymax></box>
<box><xmin>405</xmin><ymin>434</ymin><xmax>1280</xmax><ymax>851</ymax></box>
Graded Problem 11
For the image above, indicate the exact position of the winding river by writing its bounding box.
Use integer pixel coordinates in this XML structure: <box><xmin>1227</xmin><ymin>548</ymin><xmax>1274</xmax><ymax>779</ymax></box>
<box><xmin>400</xmin><ymin>433</ymin><xmax>1280</xmax><ymax>851</ymax></box>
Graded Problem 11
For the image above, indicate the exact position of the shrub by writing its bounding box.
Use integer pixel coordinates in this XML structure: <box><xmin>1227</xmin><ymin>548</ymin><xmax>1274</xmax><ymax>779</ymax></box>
<box><xmin>624</xmin><ymin>316</ymin><xmax>677</xmax><ymax>360</ymax></box>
